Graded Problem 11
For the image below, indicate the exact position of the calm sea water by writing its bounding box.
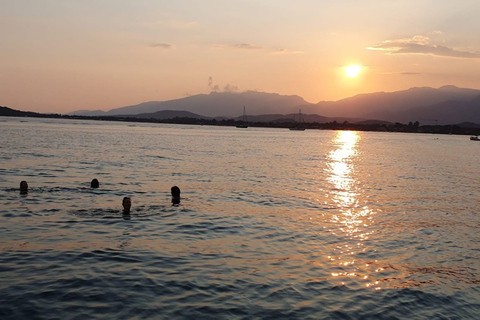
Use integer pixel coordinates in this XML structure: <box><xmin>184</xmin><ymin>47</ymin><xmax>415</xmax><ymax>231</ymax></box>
<box><xmin>1</xmin><ymin>117</ymin><xmax>479</xmax><ymax>319</ymax></box>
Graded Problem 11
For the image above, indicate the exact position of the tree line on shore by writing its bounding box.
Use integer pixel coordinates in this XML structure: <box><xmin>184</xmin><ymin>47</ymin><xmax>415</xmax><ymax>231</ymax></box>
<box><xmin>2</xmin><ymin>106</ymin><xmax>480</xmax><ymax>136</ymax></box>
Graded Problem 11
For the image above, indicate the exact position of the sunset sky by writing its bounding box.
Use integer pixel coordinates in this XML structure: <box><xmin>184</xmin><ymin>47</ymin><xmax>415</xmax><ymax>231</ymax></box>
<box><xmin>1</xmin><ymin>0</ymin><xmax>480</xmax><ymax>113</ymax></box>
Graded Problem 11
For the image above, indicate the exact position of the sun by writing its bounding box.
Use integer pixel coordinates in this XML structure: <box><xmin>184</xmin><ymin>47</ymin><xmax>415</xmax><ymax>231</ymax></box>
<box><xmin>344</xmin><ymin>65</ymin><xmax>363</xmax><ymax>78</ymax></box>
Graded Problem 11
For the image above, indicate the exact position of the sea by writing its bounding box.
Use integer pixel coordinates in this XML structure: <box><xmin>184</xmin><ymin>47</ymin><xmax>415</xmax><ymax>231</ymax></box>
<box><xmin>1</xmin><ymin>117</ymin><xmax>479</xmax><ymax>319</ymax></box>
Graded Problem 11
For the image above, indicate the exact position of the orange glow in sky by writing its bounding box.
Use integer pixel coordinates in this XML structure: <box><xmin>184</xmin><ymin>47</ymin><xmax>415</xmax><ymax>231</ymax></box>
<box><xmin>1</xmin><ymin>1</ymin><xmax>480</xmax><ymax>113</ymax></box>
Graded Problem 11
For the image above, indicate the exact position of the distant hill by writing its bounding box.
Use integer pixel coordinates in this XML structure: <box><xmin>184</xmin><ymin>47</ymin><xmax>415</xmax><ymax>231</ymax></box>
<box><xmin>120</xmin><ymin>109</ymin><xmax>363</xmax><ymax>124</ymax></box>
<box><xmin>456</xmin><ymin>122</ymin><xmax>480</xmax><ymax>128</ymax></box>
<box><xmin>306</xmin><ymin>85</ymin><xmax>480</xmax><ymax>125</ymax></box>
<box><xmin>69</xmin><ymin>109</ymin><xmax>107</xmax><ymax>116</ymax></box>
<box><xmin>70</xmin><ymin>86</ymin><xmax>480</xmax><ymax>125</ymax></box>
<box><xmin>396</xmin><ymin>94</ymin><xmax>480</xmax><ymax>125</ymax></box>
<box><xmin>354</xmin><ymin>119</ymin><xmax>394</xmax><ymax>126</ymax></box>
<box><xmin>126</xmin><ymin>110</ymin><xmax>211</xmax><ymax>120</ymax></box>
<box><xmin>0</xmin><ymin>106</ymin><xmax>41</xmax><ymax>117</ymax></box>
<box><xmin>235</xmin><ymin>113</ymin><xmax>364</xmax><ymax>124</ymax></box>
<box><xmin>71</xmin><ymin>91</ymin><xmax>311</xmax><ymax>118</ymax></box>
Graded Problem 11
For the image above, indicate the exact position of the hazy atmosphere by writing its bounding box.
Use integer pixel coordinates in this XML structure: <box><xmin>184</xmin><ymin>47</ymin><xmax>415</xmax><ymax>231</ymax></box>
<box><xmin>1</xmin><ymin>0</ymin><xmax>480</xmax><ymax>113</ymax></box>
<box><xmin>3</xmin><ymin>2</ymin><xmax>480</xmax><ymax>318</ymax></box>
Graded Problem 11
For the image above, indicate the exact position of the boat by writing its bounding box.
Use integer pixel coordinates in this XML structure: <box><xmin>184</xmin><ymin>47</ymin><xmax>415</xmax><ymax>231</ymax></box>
<box><xmin>289</xmin><ymin>109</ymin><xmax>305</xmax><ymax>131</ymax></box>
<box><xmin>236</xmin><ymin>106</ymin><xmax>248</xmax><ymax>128</ymax></box>
<box><xmin>470</xmin><ymin>135</ymin><xmax>480</xmax><ymax>141</ymax></box>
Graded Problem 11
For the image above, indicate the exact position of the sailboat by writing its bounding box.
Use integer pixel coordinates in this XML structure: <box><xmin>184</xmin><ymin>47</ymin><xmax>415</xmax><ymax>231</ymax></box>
<box><xmin>236</xmin><ymin>106</ymin><xmax>248</xmax><ymax>128</ymax></box>
<box><xmin>289</xmin><ymin>109</ymin><xmax>305</xmax><ymax>131</ymax></box>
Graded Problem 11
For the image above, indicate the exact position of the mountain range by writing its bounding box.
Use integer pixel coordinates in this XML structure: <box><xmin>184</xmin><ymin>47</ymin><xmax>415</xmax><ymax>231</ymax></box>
<box><xmin>70</xmin><ymin>85</ymin><xmax>480</xmax><ymax>125</ymax></box>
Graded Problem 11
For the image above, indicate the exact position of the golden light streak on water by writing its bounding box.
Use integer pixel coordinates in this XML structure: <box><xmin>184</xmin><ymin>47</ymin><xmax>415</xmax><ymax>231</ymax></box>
<box><xmin>325</xmin><ymin>131</ymin><xmax>379</xmax><ymax>287</ymax></box>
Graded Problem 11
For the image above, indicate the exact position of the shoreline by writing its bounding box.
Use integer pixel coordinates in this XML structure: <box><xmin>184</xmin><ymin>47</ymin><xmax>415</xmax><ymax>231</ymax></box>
<box><xmin>1</xmin><ymin>111</ymin><xmax>480</xmax><ymax>136</ymax></box>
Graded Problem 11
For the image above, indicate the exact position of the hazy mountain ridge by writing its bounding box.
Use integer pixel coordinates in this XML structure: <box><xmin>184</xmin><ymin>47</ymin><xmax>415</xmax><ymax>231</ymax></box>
<box><xmin>306</xmin><ymin>86</ymin><xmax>480</xmax><ymax>124</ymax></box>
<box><xmin>69</xmin><ymin>109</ymin><xmax>107</xmax><ymax>116</ymax></box>
<box><xmin>65</xmin><ymin>85</ymin><xmax>480</xmax><ymax>125</ymax></box>
<box><xmin>125</xmin><ymin>110</ymin><xmax>211</xmax><ymax>120</ymax></box>
<box><xmin>122</xmin><ymin>110</ymin><xmax>364</xmax><ymax>124</ymax></box>
<box><xmin>77</xmin><ymin>91</ymin><xmax>310</xmax><ymax>118</ymax></box>
<box><xmin>234</xmin><ymin>113</ymin><xmax>364</xmax><ymax>124</ymax></box>
<box><xmin>1</xmin><ymin>106</ymin><xmax>41</xmax><ymax>117</ymax></box>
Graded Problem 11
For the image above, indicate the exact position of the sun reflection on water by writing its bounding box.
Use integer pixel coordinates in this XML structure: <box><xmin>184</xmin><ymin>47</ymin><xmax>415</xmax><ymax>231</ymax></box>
<box><xmin>325</xmin><ymin>131</ymin><xmax>380</xmax><ymax>289</ymax></box>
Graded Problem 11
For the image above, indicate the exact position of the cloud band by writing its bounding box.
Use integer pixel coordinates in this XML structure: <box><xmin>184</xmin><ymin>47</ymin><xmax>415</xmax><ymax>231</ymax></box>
<box><xmin>367</xmin><ymin>36</ymin><xmax>480</xmax><ymax>59</ymax></box>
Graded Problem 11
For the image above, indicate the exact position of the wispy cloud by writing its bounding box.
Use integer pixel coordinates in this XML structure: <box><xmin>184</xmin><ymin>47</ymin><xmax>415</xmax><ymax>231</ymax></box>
<box><xmin>378</xmin><ymin>71</ymin><xmax>422</xmax><ymax>76</ymax></box>
<box><xmin>151</xmin><ymin>43</ymin><xmax>174</xmax><ymax>49</ymax></box>
<box><xmin>208</xmin><ymin>76</ymin><xmax>219</xmax><ymax>91</ymax></box>
<box><xmin>214</xmin><ymin>43</ymin><xmax>263</xmax><ymax>50</ymax></box>
<box><xmin>223</xmin><ymin>83</ymin><xmax>239</xmax><ymax>92</ymax></box>
<box><xmin>271</xmin><ymin>48</ymin><xmax>305</xmax><ymax>54</ymax></box>
<box><xmin>208</xmin><ymin>76</ymin><xmax>239</xmax><ymax>93</ymax></box>
<box><xmin>213</xmin><ymin>43</ymin><xmax>304</xmax><ymax>54</ymax></box>
<box><xmin>367</xmin><ymin>35</ymin><xmax>480</xmax><ymax>59</ymax></box>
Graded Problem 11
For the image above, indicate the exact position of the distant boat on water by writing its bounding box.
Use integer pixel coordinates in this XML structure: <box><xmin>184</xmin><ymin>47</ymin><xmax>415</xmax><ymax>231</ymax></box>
<box><xmin>289</xmin><ymin>109</ymin><xmax>305</xmax><ymax>131</ymax></box>
<box><xmin>470</xmin><ymin>135</ymin><xmax>480</xmax><ymax>141</ymax></box>
<box><xmin>236</xmin><ymin>106</ymin><xmax>248</xmax><ymax>128</ymax></box>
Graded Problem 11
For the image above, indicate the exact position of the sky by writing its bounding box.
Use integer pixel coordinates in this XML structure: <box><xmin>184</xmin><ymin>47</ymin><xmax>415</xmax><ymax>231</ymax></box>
<box><xmin>1</xmin><ymin>0</ymin><xmax>480</xmax><ymax>114</ymax></box>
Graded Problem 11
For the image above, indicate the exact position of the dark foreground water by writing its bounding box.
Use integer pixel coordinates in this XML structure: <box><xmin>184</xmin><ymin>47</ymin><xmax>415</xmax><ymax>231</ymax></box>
<box><xmin>1</xmin><ymin>117</ymin><xmax>479</xmax><ymax>319</ymax></box>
